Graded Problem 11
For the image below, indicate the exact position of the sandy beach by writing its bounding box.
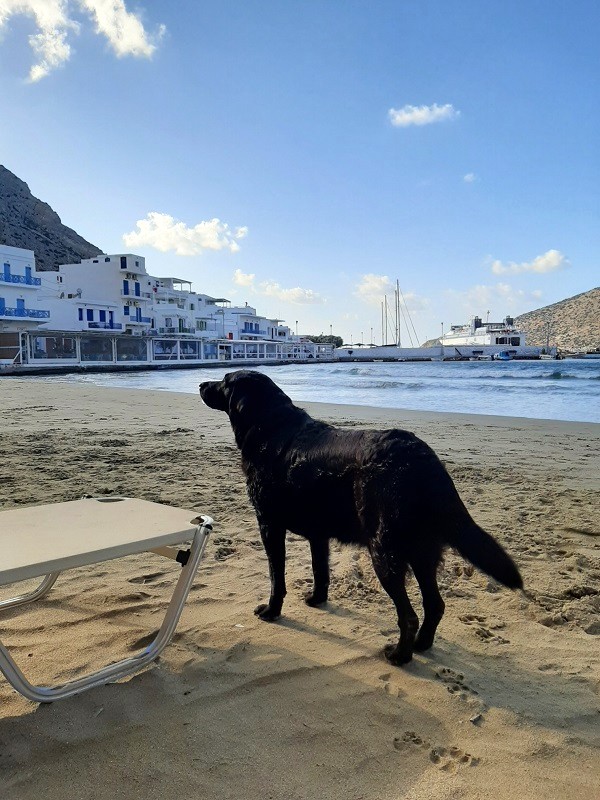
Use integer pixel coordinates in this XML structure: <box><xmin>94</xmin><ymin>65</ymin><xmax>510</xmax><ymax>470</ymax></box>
<box><xmin>0</xmin><ymin>378</ymin><xmax>598</xmax><ymax>800</ymax></box>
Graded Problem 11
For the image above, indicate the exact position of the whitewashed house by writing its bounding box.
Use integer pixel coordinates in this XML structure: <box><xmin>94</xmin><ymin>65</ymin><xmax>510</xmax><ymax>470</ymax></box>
<box><xmin>0</xmin><ymin>247</ymin><xmax>334</xmax><ymax>370</ymax></box>
<box><xmin>0</xmin><ymin>245</ymin><xmax>51</xmax><ymax>364</ymax></box>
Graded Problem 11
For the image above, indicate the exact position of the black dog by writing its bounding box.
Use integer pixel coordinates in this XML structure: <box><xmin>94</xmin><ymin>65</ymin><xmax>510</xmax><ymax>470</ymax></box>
<box><xmin>200</xmin><ymin>370</ymin><xmax>522</xmax><ymax>665</ymax></box>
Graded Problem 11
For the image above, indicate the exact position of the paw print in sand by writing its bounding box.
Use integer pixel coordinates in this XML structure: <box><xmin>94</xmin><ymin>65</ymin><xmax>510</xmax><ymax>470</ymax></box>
<box><xmin>429</xmin><ymin>745</ymin><xmax>480</xmax><ymax>772</ymax></box>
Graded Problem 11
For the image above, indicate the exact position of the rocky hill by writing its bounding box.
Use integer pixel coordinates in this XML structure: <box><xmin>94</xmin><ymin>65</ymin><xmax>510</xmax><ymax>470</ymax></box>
<box><xmin>515</xmin><ymin>288</ymin><xmax>600</xmax><ymax>353</ymax></box>
<box><xmin>0</xmin><ymin>165</ymin><xmax>102</xmax><ymax>271</ymax></box>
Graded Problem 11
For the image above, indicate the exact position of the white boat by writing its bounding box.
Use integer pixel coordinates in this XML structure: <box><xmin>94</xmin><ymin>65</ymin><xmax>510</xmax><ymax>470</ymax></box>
<box><xmin>440</xmin><ymin>315</ymin><xmax>551</xmax><ymax>360</ymax></box>
<box><xmin>492</xmin><ymin>350</ymin><xmax>515</xmax><ymax>361</ymax></box>
<box><xmin>442</xmin><ymin>315</ymin><xmax>523</xmax><ymax>347</ymax></box>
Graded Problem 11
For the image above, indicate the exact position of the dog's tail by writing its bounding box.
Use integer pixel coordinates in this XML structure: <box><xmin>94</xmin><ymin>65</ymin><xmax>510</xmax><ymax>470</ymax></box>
<box><xmin>448</xmin><ymin>520</ymin><xmax>523</xmax><ymax>589</ymax></box>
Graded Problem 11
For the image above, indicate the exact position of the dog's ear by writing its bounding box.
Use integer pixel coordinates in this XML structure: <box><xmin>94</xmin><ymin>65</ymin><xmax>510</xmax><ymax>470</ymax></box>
<box><xmin>227</xmin><ymin>379</ymin><xmax>254</xmax><ymax>419</ymax></box>
<box><xmin>228</xmin><ymin>383</ymin><xmax>245</xmax><ymax>416</ymax></box>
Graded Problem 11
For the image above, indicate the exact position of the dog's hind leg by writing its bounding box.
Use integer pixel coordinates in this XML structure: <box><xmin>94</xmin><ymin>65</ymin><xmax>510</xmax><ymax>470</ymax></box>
<box><xmin>370</xmin><ymin>545</ymin><xmax>419</xmax><ymax>665</ymax></box>
<box><xmin>255</xmin><ymin>522</ymin><xmax>287</xmax><ymax>621</ymax></box>
<box><xmin>411</xmin><ymin>555</ymin><xmax>445</xmax><ymax>652</ymax></box>
<box><xmin>305</xmin><ymin>537</ymin><xmax>330</xmax><ymax>607</ymax></box>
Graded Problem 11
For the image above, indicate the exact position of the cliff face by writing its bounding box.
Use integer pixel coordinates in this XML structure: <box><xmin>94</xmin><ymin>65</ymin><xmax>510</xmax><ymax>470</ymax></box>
<box><xmin>0</xmin><ymin>165</ymin><xmax>103</xmax><ymax>271</ymax></box>
<box><xmin>515</xmin><ymin>288</ymin><xmax>600</xmax><ymax>352</ymax></box>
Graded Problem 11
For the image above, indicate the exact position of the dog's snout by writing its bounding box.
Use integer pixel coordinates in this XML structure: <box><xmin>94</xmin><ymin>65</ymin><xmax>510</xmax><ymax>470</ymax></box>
<box><xmin>199</xmin><ymin>379</ymin><xmax>228</xmax><ymax>411</ymax></box>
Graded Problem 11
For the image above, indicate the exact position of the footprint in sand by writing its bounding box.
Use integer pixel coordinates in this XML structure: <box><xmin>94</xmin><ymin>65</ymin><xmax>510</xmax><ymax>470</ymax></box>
<box><xmin>429</xmin><ymin>745</ymin><xmax>480</xmax><ymax>772</ymax></box>
<box><xmin>393</xmin><ymin>730</ymin><xmax>431</xmax><ymax>752</ymax></box>
<box><xmin>434</xmin><ymin>666</ymin><xmax>482</xmax><ymax>705</ymax></box>
<box><xmin>459</xmin><ymin>614</ymin><xmax>510</xmax><ymax>644</ymax></box>
<box><xmin>213</xmin><ymin>536</ymin><xmax>237</xmax><ymax>560</ymax></box>
<box><xmin>379</xmin><ymin>672</ymin><xmax>404</xmax><ymax>697</ymax></box>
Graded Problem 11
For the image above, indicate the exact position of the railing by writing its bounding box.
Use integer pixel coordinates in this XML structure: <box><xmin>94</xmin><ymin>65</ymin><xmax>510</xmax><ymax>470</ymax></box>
<box><xmin>88</xmin><ymin>322</ymin><xmax>123</xmax><ymax>330</ymax></box>
<box><xmin>0</xmin><ymin>274</ymin><xmax>41</xmax><ymax>286</ymax></box>
<box><xmin>127</xmin><ymin>316</ymin><xmax>152</xmax><ymax>324</ymax></box>
<box><xmin>0</xmin><ymin>307</ymin><xmax>50</xmax><ymax>318</ymax></box>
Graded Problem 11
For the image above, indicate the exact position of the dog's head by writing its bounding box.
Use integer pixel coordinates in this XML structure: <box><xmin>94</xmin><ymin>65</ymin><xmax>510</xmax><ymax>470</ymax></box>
<box><xmin>200</xmin><ymin>371</ymin><xmax>293</xmax><ymax>439</ymax></box>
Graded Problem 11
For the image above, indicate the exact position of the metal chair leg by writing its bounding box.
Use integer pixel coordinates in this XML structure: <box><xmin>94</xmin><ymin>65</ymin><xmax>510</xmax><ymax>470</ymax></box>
<box><xmin>0</xmin><ymin>517</ymin><xmax>212</xmax><ymax>703</ymax></box>
<box><xmin>0</xmin><ymin>572</ymin><xmax>60</xmax><ymax>611</ymax></box>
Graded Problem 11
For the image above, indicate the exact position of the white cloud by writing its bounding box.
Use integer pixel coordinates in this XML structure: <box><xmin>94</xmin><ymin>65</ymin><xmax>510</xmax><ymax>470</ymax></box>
<box><xmin>232</xmin><ymin>270</ymin><xmax>324</xmax><ymax>305</ymax></box>
<box><xmin>444</xmin><ymin>282</ymin><xmax>542</xmax><ymax>318</ymax></box>
<box><xmin>259</xmin><ymin>280</ymin><xmax>325</xmax><ymax>305</ymax></box>
<box><xmin>79</xmin><ymin>0</ymin><xmax>164</xmax><ymax>58</ymax></box>
<box><xmin>491</xmin><ymin>249</ymin><xmax>568</xmax><ymax>276</ymax></box>
<box><xmin>355</xmin><ymin>273</ymin><xmax>393</xmax><ymax>305</ymax></box>
<box><xmin>233</xmin><ymin>268</ymin><xmax>255</xmax><ymax>287</ymax></box>
<box><xmin>123</xmin><ymin>212</ymin><xmax>248</xmax><ymax>256</ymax></box>
<box><xmin>463</xmin><ymin>172</ymin><xmax>477</xmax><ymax>183</ymax></box>
<box><xmin>388</xmin><ymin>103</ymin><xmax>460</xmax><ymax>128</ymax></box>
<box><xmin>0</xmin><ymin>0</ymin><xmax>164</xmax><ymax>81</ymax></box>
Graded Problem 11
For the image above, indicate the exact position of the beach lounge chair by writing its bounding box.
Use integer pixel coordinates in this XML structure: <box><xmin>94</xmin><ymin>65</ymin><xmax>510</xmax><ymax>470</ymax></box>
<box><xmin>0</xmin><ymin>497</ymin><xmax>212</xmax><ymax>703</ymax></box>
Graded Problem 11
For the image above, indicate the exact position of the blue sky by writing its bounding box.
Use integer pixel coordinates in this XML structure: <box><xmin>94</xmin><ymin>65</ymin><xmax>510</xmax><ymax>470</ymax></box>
<box><xmin>1</xmin><ymin>1</ymin><xmax>598</xmax><ymax>344</ymax></box>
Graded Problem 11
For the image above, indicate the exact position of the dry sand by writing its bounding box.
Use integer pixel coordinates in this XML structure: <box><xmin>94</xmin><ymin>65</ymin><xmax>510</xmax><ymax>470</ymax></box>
<box><xmin>0</xmin><ymin>378</ymin><xmax>598</xmax><ymax>799</ymax></box>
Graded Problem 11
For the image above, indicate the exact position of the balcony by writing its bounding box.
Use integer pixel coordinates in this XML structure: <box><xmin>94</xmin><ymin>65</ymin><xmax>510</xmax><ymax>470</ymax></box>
<box><xmin>0</xmin><ymin>307</ymin><xmax>50</xmax><ymax>318</ymax></box>
<box><xmin>0</xmin><ymin>274</ymin><xmax>41</xmax><ymax>286</ymax></box>
<box><xmin>88</xmin><ymin>322</ymin><xmax>123</xmax><ymax>330</ymax></box>
<box><xmin>126</xmin><ymin>316</ymin><xmax>152</xmax><ymax>325</ymax></box>
<box><xmin>241</xmin><ymin>330</ymin><xmax>268</xmax><ymax>339</ymax></box>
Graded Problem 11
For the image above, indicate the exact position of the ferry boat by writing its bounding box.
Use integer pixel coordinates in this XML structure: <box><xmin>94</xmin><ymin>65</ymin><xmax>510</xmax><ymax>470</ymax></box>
<box><xmin>442</xmin><ymin>315</ymin><xmax>522</xmax><ymax>347</ymax></box>
<box><xmin>336</xmin><ymin>315</ymin><xmax>555</xmax><ymax>362</ymax></box>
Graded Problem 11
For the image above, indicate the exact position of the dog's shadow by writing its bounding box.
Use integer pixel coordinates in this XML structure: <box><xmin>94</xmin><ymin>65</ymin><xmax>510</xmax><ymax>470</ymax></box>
<box><xmin>274</xmin><ymin>601</ymin><xmax>597</xmax><ymax>739</ymax></box>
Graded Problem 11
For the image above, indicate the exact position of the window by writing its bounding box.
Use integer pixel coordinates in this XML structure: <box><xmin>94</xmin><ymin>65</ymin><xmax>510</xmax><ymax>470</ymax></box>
<box><xmin>190</xmin><ymin>303</ymin><xmax>195</xmax><ymax>310</ymax></box>
<box><xmin>86</xmin><ymin>309</ymin><xmax>94</xmax><ymax>321</ymax></box>
<box><xmin>120</xmin><ymin>256</ymin><xmax>127</xmax><ymax>269</ymax></box>
<box><xmin>123</xmin><ymin>279</ymin><xmax>129</xmax><ymax>295</ymax></box>
<box><xmin>135</xmin><ymin>260</ymin><xmax>139</xmax><ymax>267</ymax></box>
<box><xmin>124</xmin><ymin>306</ymin><xmax>130</xmax><ymax>316</ymax></box>
<box><xmin>105</xmin><ymin>257</ymin><xmax>110</xmax><ymax>262</ymax></box>
<box><xmin>78</xmin><ymin>309</ymin><xmax>83</xmax><ymax>321</ymax></box>
<box><xmin>99</xmin><ymin>310</ymin><xmax>106</xmax><ymax>322</ymax></box>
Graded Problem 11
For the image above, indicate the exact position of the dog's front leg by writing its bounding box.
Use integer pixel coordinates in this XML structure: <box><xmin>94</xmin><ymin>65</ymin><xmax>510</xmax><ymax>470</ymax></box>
<box><xmin>305</xmin><ymin>537</ymin><xmax>330</xmax><ymax>607</ymax></box>
<box><xmin>254</xmin><ymin>522</ymin><xmax>287</xmax><ymax>621</ymax></box>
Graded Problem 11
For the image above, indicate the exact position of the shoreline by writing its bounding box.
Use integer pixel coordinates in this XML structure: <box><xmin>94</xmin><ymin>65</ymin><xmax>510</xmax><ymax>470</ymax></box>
<box><xmin>1</xmin><ymin>380</ymin><xmax>599</xmax><ymax>799</ymax></box>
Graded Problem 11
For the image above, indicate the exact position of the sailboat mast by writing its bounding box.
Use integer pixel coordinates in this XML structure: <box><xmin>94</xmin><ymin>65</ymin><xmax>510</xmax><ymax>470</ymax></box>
<box><xmin>396</xmin><ymin>279</ymin><xmax>401</xmax><ymax>346</ymax></box>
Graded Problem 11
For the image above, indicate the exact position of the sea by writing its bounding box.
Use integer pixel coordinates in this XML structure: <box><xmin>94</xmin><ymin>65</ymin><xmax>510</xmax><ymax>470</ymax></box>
<box><xmin>43</xmin><ymin>358</ymin><xmax>600</xmax><ymax>424</ymax></box>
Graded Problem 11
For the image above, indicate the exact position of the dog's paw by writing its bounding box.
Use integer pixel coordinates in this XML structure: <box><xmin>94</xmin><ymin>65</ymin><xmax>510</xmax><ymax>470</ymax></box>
<box><xmin>254</xmin><ymin>603</ymin><xmax>281</xmax><ymax>622</ymax></box>
<box><xmin>414</xmin><ymin>630</ymin><xmax>435</xmax><ymax>652</ymax></box>
<box><xmin>384</xmin><ymin>642</ymin><xmax>413</xmax><ymax>666</ymax></box>
<box><xmin>304</xmin><ymin>590</ymin><xmax>328</xmax><ymax>607</ymax></box>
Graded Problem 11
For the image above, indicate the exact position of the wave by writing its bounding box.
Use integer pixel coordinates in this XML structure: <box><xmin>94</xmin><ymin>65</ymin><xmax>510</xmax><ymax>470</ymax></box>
<box><xmin>344</xmin><ymin>380</ymin><xmax>425</xmax><ymax>391</ymax></box>
<box><xmin>537</xmin><ymin>370</ymin><xmax>600</xmax><ymax>381</ymax></box>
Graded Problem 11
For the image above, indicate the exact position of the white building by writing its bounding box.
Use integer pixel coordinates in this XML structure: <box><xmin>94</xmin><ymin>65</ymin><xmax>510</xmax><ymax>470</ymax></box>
<box><xmin>40</xmin><ymin>253</ymin><xmax>154</xmax><ymax>335</ymax></box>
<box><xmin>0</xmin><ymin>246</ymin><xmax>334</xmax><ymax>370</ymax></box>
<box><xmin>0</xmin><ymin>245</ymin><xmax>51</xmax><ymax>364</ymax></box>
